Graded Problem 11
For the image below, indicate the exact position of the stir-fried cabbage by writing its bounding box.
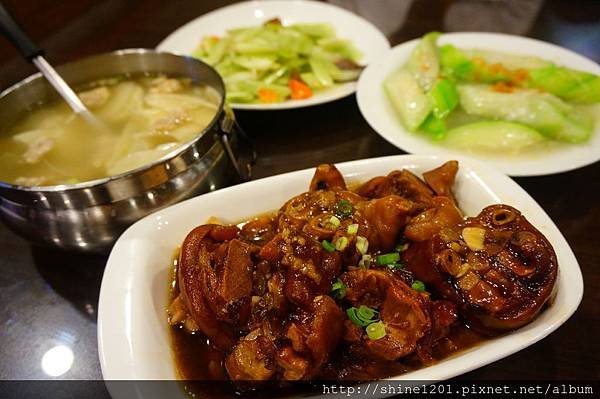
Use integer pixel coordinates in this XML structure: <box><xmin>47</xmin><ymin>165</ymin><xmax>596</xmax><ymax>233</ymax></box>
<box><xmin>192</xmin><ymin>19</ymin><xmax>362</xmax><ymax>104</ymax></box>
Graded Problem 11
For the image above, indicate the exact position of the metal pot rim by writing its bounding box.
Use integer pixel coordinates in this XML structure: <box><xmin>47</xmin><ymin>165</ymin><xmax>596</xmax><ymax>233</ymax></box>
<box><xmin>0</xmin><ymin>48</ymin><xmax>227</xmax><ymax>193</ymax></box>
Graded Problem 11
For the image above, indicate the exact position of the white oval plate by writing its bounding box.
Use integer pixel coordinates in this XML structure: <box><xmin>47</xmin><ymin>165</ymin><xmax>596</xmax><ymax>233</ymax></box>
<box><xmin>157</xmin><ymin>0</ymin><xmax>390</xmax><ymax>110</ymax></box>
<box><xmin>357</xmin><ymin>32</ymin><xmax>600</xmax><ymax>176</ymax></box>
<box><xmin>98</xmin><ymin>155</ymin><xmax>582</xmax><ymax>398</ymax></box>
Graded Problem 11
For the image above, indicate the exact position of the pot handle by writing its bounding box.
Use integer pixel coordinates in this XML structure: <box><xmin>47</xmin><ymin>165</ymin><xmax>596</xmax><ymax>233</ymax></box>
<box><xmin>0</xmin><ymin>2</ymin><xmax>43</xmax><ymax>61</ymax></box>
<box><xmin>218</xmin><ymin>110</ymin><xmax>256</xmax><ymax>182</ymax></box>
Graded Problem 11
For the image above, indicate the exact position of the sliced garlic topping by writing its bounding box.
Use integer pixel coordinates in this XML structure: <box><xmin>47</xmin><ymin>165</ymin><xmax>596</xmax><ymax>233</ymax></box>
<box><xmin>462</xmin><ymin>227</ymin><xmax>486</xmax><ymax>251</ymax></box>
<box><xmin>449</xmin><ymin>242</ymin><xmax>462</xmax><ymax>253</ymax></box>
<box><xmin>455</xmin><ymin>262</ymin><xmax>471</xmax><ymax>278</ymax></box>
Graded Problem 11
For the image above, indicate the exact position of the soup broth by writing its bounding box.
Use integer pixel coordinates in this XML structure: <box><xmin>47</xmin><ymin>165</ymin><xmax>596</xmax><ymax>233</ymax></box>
<box><xmin>0</xmin><ymin>74</ymin><xmax>220</xmax><ymax>186</ymax></box>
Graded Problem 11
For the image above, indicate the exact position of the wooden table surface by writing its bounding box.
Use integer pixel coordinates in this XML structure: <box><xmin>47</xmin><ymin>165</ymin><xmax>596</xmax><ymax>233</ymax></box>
<box><xmin>0</xmin><ymin>0</ymin><xmax>598</xmax><ymax>394</ymax></box>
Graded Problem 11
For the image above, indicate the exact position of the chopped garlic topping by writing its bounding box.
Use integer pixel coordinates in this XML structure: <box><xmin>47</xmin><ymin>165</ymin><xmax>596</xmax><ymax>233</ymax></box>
<box><xmin>455</xmin><ymin>262</ymin><xmax>471</xmax><ymax>278</ymax></box>
<box><xmin>462</xmin><ymin>227</ymin><xmax>486</xmax><ymax>251</ymax></box>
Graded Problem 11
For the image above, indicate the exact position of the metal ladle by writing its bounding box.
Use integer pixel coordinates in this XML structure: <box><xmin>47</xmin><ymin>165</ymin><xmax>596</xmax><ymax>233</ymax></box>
<box><xmin>0</xmin><ymin>2</ymin><xmax>103</xmax><ymax>125</ymax></box>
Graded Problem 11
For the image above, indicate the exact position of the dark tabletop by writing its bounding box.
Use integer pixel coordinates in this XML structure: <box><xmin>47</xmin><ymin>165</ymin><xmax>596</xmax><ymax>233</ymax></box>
<box><xmin>0</xmin><ymin>0</ymin><xmax>599</xmax><ymax>394</ymax></box>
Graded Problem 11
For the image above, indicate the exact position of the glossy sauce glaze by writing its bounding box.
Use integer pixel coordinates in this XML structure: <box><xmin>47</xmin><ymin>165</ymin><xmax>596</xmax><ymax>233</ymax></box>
<box><xmin>169</xmin><ymin>294</ymin><xmax>484</xmax><ymax>397</ymax></box>
<box><xmin>166</xmin><ymin>161</ymin><xmax>557</xmax><ymax>398</ymax></box>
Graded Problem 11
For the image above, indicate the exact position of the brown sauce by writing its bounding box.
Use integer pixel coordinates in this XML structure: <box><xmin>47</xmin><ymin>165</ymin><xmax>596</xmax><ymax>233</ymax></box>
<box><xmin>167</xmin><ymin>245</ymin><xmax>486</xmax><ymax>399</ymax></box>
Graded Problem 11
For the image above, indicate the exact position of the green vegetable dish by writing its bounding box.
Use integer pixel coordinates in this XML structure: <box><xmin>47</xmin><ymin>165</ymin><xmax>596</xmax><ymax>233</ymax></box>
<box><xmin>192</xmin><ymin>18</ymin><xmax>363</xmax><ymax>104</ymax></box>
<box><xmin>384</xmin><ymin>32</ymin><xmax>600</xmax><ymax>153</ymax></box>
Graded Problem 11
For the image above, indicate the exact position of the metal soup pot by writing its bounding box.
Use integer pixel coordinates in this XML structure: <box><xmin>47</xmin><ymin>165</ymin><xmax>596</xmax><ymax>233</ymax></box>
<box><xmin>0</xmin><ymin>49</ymin><xmax>252</xmax><ymax>253</ymax></box>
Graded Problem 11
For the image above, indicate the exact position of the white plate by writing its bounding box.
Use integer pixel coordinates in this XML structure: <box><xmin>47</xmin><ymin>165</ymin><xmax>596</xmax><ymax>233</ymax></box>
<box><xmin>156</xmin><ymin>0</ymin><xmax>390</xmax><ymax>110</ymax></box>
<box><xmin>98</xmin><ymin>155</ymin><xmax>582</xmax><ymax>398</ymax></box>
<box><xmin>357</xmin><ymin>32</ymin><xmax>600</xmax><ymax>176</ymax></box>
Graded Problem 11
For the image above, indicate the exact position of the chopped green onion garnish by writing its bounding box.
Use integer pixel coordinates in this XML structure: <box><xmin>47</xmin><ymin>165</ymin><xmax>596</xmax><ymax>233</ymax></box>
<box><xmin>335</xmin><ymin>199</ymin><xmax>354</xmax><ymax>217</ymax></box>
<box><xmin>366</xmin><ymin>321</ymin><xmax>387</xmax><ymax>340</ymax></box>
<box><xmin>346</xmin><ymin>305</ymin><xmax>379</xmax><ymax>327</ymax></box>
<box><xmin>356</xmin><ymin>236</ymin><xmax>369</xmax><ymax>255</ymax></box>
<box><xmin>357</xmin><ymin>305</ymin><xmax>378</xmax><ymax>320</ymax></box>
<box><xmin>358</xmin><ymin>254</ymin><xmax>372</xmax><ymax>269</ymax></box>
<box><xmin>395</xmin><ymin>242</ymin><xmax>409</xmax><ymax>252</ymax></box>
<box><xmin>331</xmin><ymin>278</ymin><xmax>346</xmax><ymax>299</ymax></box>
<box><xmin>376</xmin><ymin>252</ymin><xmax>400</xmax><ymax>265</ymax></box>
<box><xmin>334</xmin><ymin>236</ymin><xmax>349</xmax><ymax>251</ymax></box>
<box><xmin>346</xmin><ymin>307</ymin><xmax>364</xmax><ymax>326</ymax></box>
<box><xmin>322</xmin><ymin>240</ymin><xmax>336</xmax><ymax>253</ymax></box>
<box><xmin>329</xmin><ymin>215</ymin><xmax>341</xmax><ymax>228</ymax></box>
<box><xmin>411</xmin><ymin>280</ymin><xmax>426</xmax><ymax>292</ymax></box>
<box><xmin>387</xmin><ymin>262</ymin><xmax>404</xmax><ymax>270</ymax></box>
<box><xmin>347</xmin><ymin>223</ymin><xmax>359</xmax><ymax>235</ymax></box>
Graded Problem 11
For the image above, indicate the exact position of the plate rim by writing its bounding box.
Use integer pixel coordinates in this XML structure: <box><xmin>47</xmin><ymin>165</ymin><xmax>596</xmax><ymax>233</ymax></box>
<box><xmin>98</xmin><ymin>154</ymin><xmax>583</xmax><ymax>391</ymax></box>
<box><xmin>356</xmin><ymin>31</ymin><xmax>600</xmax><ymax>176</ymax></box>
<box><xmin>156</xmin><ymin>0</ymin><xmax>390</xmax><ymax>110</ymax></box>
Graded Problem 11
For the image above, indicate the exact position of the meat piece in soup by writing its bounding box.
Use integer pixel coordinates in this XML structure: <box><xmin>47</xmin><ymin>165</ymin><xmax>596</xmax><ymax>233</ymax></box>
<box><xmin>0</xmin><ymin>74</ymin><xmax>220</xmax><ymax>186</ymax></box>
